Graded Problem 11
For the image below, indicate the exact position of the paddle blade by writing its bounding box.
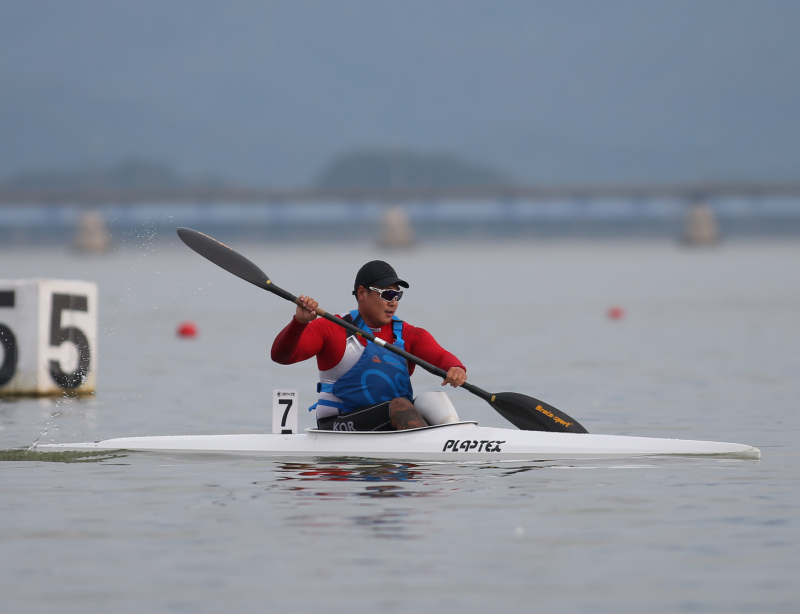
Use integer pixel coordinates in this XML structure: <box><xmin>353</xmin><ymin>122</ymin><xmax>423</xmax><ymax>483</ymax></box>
<box><xmin>177</xmin><ymin>228</ymin><xmax>270</xmax><ymax>288</ymax></box>
<box><xmin>490</xmin><ymin>392</ymin><xmax>588</xmax><ymax>433</ymax></box>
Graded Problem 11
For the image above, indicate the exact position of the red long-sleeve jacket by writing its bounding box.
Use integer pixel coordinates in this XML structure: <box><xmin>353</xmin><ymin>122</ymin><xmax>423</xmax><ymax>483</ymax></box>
<box><xmin>271</xmin><ymin>314</ymin><xmax>466</xmax><ymax>376</ymax></box>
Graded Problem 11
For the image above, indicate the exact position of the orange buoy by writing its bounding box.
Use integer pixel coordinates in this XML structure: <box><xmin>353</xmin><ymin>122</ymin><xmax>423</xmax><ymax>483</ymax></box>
<box><xmin>607</xmin><ymin>306</ymin><xmax>625</xmax><ymax>320</ymax></box>
<box><xmin>177</xmin><ymin>321</ymin><xmax>198</xmax><ymax>338</ymax></box>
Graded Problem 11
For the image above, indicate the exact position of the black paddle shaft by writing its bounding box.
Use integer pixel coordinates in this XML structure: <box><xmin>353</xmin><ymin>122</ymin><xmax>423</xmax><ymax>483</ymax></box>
<box><xmin>176</xmin><ymin>227</ymin><xmax>588</xmax><ymax>433</ymax></box>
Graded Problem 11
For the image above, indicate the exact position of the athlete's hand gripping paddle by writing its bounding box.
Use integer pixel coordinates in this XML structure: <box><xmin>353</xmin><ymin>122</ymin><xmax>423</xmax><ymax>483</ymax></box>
<box><xmin>177</xmin><ymin>227</ymin><xmax>588</xmax><ymax>433</ymax></box>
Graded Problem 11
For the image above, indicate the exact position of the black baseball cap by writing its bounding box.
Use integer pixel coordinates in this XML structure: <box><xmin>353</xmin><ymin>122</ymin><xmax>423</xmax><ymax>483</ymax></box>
<box><xmin>353</xmin><ymin>260</ymin><xmax>409</xmax><ymax>295</ymax></box>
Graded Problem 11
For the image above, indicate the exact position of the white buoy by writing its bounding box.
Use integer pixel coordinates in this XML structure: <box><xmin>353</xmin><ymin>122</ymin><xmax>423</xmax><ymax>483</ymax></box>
<box><xmin>378</xmin><ymin>206</ymin><xmax>415</xmax><ymax>247</ymax></box>
<box><xmin>74</xmin><ymin>211</ymin><xmax>111</xmax><ymax>252</ymax></box>
<box><xmin>683</xmin><ymin>202</ymin><xmax>720</xmax><ymax>245</ymax></box>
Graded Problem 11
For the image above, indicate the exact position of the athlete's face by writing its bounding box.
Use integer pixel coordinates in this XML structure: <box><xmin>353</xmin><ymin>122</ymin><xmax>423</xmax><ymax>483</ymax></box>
<box><xmin>357</xmin><ymin>284</ymin><xmax>400</xmax><ymax>328</ymax></box>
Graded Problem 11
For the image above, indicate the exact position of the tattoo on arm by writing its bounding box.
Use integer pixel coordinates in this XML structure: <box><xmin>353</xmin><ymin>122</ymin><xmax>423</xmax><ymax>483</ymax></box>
<box><xmin>389</xmin><ymin>398</ymin><xmax>428</xmax><ymax>430</ymax></box>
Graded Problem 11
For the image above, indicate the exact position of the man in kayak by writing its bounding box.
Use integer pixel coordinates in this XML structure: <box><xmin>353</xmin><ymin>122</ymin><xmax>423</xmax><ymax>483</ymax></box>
<box><xmin>271</xmin><ymin>260</ymin><xmax>467</xmax><ymax>431</ymax></box>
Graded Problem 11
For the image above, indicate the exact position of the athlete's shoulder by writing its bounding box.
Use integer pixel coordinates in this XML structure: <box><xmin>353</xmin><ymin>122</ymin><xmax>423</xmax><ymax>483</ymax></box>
<box><xmin>399</xmin><ymin>320</ymin><xmax>425</xmax><ymax>338</ymax></box>
<box><xmin>303</xmin><ymin>314</ymin><xmax>339</xmax><ymax>330</ymax></box>
<box><xmin>313</xmin><ymin>313</ymin><xmax>349</xmax><ymax>333</ymax></box>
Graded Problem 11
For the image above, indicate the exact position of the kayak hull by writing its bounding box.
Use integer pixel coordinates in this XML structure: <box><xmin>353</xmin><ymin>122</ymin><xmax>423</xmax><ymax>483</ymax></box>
<box><xmin>37</xmin><ymin>422</ymin><xmax>760</xmax><ymax>461</ymax></box>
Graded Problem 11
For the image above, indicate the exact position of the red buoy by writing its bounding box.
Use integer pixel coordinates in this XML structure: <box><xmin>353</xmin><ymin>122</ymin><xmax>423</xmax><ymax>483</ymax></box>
<box><xmin>607</xmin><ymin>306</ymin><xmax>625</xmax><ymax>320</ymax></box>
<box><xmin>177</xmin><ymin>321</ymin><xmax>198</xmax><ymax>338</ymax></box>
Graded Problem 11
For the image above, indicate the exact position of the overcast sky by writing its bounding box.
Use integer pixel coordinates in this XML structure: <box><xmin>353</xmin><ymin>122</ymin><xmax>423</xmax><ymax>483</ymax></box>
<box><xmin>2</xmin><ymin>1</ymin><xmax>799</xmax><ymax>186</ymax></box>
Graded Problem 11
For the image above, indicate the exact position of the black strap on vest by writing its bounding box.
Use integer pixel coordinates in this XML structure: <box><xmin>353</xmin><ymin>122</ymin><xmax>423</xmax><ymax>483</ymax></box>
<box><xmin>342</xmin><ymin>313</ymin><xmax>357</xmax><ymax>339</ymax></box>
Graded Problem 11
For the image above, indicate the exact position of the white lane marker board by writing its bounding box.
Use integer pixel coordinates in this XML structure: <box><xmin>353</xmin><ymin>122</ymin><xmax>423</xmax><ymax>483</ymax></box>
<box><xmin>0</xmin><ymin>279</ymin><xmax>98</xmax><ymax>396</ymax></box>
<box><xmin>272</xmin><ymin>389</ymin><xmax>298</xmax><ymax>434</ymax></box>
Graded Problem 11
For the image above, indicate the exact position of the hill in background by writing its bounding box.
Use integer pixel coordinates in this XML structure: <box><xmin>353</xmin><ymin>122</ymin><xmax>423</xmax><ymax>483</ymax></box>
<box><xmin>1</xmin><ymin>150</ymin><xmax>511</xmax><ymax>193</ymax></box>
<box><xmin>316</xmin><ymin>150</ymin><xmax>512</xmax><ymax>189</ymax></box>
<box><xmin>1</xmin><ymin>160</ymin><xmax>225</xmax><ymax>193</ymax></box>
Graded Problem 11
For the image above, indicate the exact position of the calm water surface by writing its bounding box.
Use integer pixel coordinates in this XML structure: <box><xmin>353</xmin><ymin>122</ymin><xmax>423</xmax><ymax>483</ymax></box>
<box><xmin>1</xmin><ymin>237</ymin><xmax>798</xmax><ymax>613</ymax></box>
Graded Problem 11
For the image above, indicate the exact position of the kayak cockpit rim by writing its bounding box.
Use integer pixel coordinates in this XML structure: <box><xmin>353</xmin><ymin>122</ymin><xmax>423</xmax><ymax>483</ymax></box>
<box><xmin>306</xmin><ymin>420</ymin><xmax>480</xmax><ymax>434</ymax></box>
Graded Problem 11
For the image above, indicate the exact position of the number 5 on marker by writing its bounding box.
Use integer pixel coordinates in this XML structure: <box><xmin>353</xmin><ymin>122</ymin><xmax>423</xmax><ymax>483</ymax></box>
<box><xmin>272</xmin><ymin>390</ymin><xmax>298</xmax><ymax>434</ymax></box>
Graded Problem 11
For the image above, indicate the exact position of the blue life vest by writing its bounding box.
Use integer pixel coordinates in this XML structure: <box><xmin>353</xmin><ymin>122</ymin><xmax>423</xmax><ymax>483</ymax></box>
<box><xmin>311</xmin><ymin>310</ymin><xmax>413</xmax><ymax>415</ymax></box>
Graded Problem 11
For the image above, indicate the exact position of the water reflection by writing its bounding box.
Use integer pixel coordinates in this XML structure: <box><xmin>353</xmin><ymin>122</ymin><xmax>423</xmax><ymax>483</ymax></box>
<box><xmin>265</xmin><ymin>460</ymin><xmax>439</xmax><ymax>500</ymax></box>
<box><xmin>356</xmin><ymin>484</ymin><xmax>415</xmax><ymax>498</ymax></box>
<box><xmin>260</xmin><ymin>460</ymin><xmax>561</xmax><ymax>538</ymax></box>
<box><xmin>276</xmin><ymin>460</ymin><xmax>424</xmax><ymax>485</ymax></box>
<box><xmin>263</xmin><ymin>461</ymin><xmax>442</xmax><ymax>539</ymax></box>
<box><xmin>348</xmin><ymin>509</ymin><xmax>413</xmax><ymax>538</ymax></box>
<box><xmin>269</xmin><ymin>459</ymin><xmax>553</xmax><ymax>494</ymax></box>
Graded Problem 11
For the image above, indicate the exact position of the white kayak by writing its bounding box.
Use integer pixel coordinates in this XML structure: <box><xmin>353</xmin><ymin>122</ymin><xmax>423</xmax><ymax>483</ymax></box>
<box><xmin>38</xmin><ymin>421</ymin><xmax>760</xmax><ymax>461</ymax></box>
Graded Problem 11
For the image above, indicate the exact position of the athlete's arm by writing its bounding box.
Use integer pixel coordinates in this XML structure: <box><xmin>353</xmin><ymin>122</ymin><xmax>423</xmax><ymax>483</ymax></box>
<box><xmin>271</xmin><ymin>318</ymin><xmax>324</xmax><ymax>364</ymax></box>
<box><xmin>403</xmin><ymin>324</ymin><xmax>467</xmax><ymax>387</ymax></box>
<box><xmin>271</xmin><ymin>313</ymin><xmax>348</xmax><ymax>370</ymax></box>
<box><xmin>295</xmin><ymin>295</ymin><xmax>318</xmax><ymax>324</ymax></box>
<box><xmin>442</xmin><ymin>366</ymin><xmax>467</xmax><ymax>388</ymax></box>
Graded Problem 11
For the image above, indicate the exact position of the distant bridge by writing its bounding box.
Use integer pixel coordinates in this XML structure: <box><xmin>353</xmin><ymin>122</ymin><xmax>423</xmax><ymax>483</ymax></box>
<box><xmin>2</xmin><ymin>182</ymin><xmax>800</xmax><ymax>206</ymax></box>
